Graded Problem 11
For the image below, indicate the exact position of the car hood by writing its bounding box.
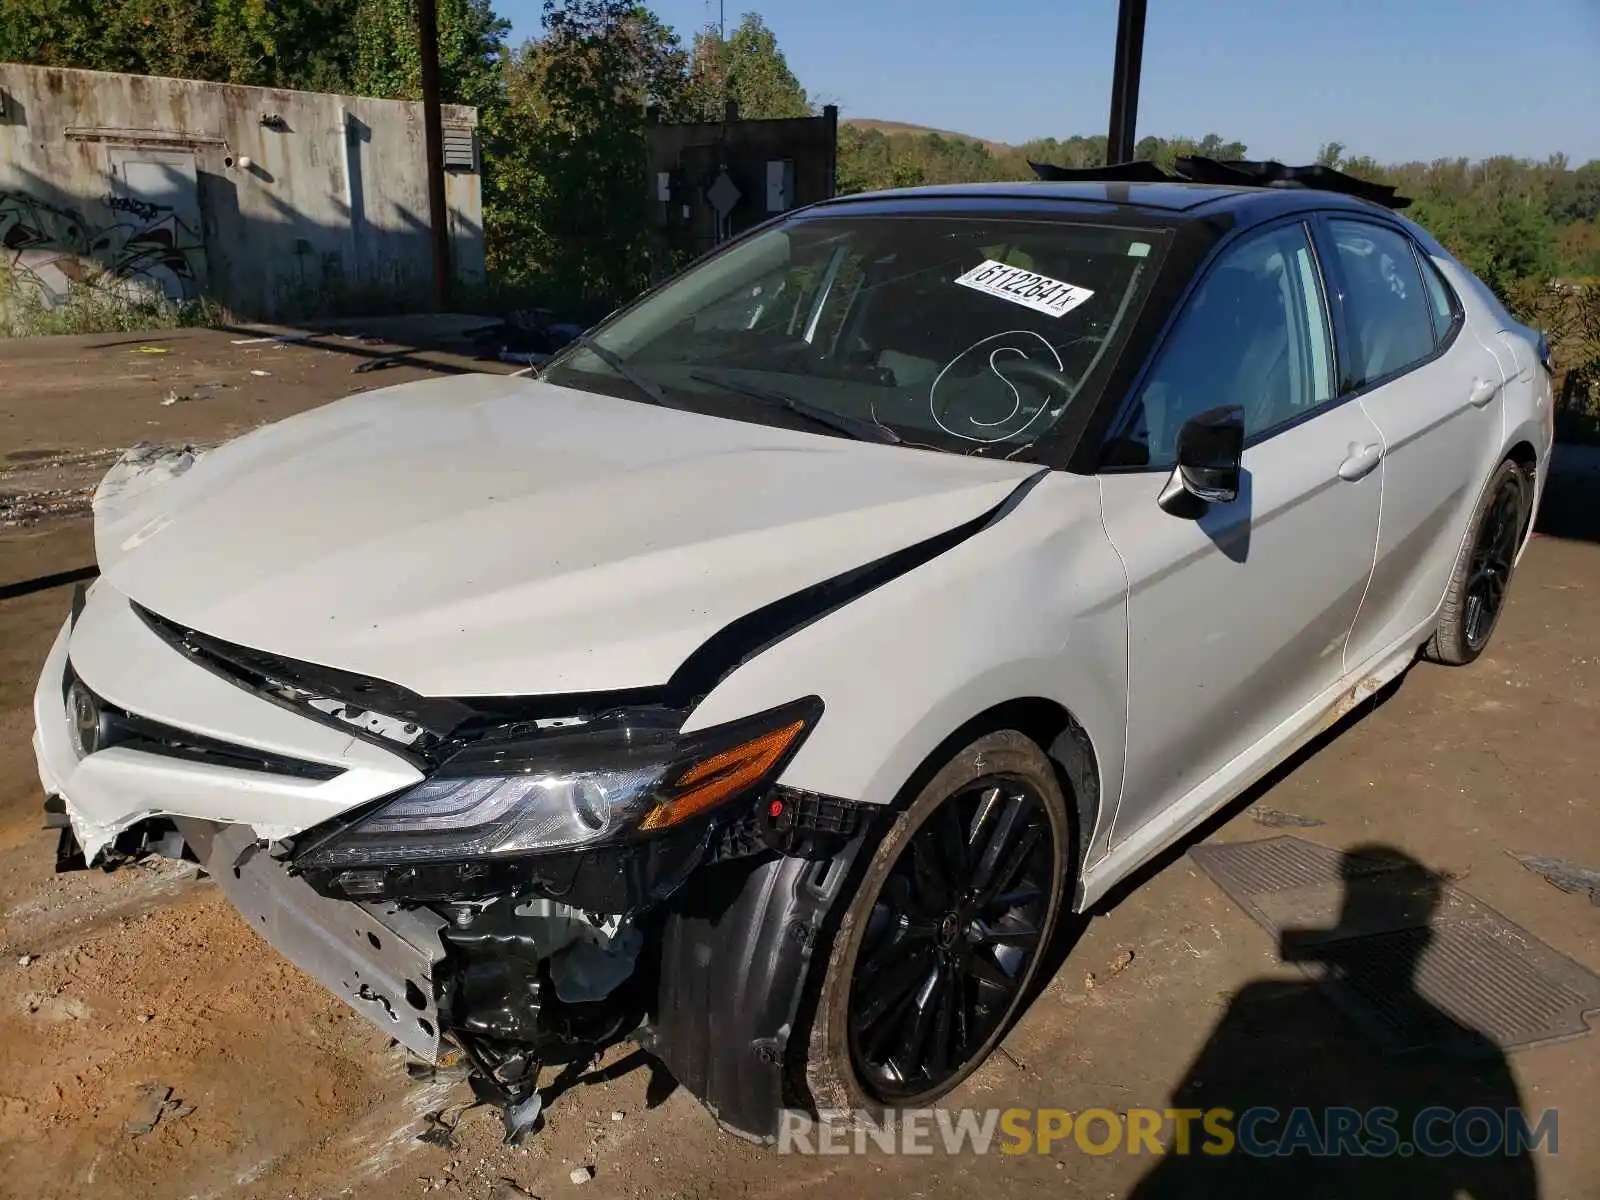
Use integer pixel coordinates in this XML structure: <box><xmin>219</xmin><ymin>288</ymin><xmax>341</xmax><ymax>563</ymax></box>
<box><xmin>95</xmin><ymin>373</ymin><xmax>1040</xmax><ymax>697</ymax></box>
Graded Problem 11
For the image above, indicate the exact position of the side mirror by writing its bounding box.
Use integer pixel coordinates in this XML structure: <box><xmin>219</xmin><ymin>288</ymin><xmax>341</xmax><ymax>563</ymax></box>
<box><xmin>1158</xmin><ymin>405</ymin><xmax>1244</xmax><ymax>516</ymax></box>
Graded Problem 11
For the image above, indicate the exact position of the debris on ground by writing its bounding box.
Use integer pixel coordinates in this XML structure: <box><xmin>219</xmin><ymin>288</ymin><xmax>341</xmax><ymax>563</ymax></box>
<box><xmin>133</xmin><ymin>346</ymin><xmax>170</xmax><ymax>354</ymax></box>
<box><xmin>16</xmin><ymin>954</ymin><xmax>33</xmax><ymax>967</ymax></box>
<box><xmin>231</xmin><ymin>333</ymin><xmax>314</xmax><ymax>346</ymax></box>
<box><xmin>164</xmin><ymin>381</ymin><xmax>230</xmax><ymax>404</ymax></box>
<box><xmin>1249</xmin><ymin>806</ymin><xmax>1326</xmax><ymax>828</ymax></box>
<box><xmin>353</xmin><ymin>356</ymin><xmax>402</xmax><ymax>374</ymax></box>
<box><xmin>416</xmin><ymin>1108</ymin><xmax>463</xmax><ymax>1149</ymax></box>
<box><xmin>609</xmin><ymin>1110</ymin><xmax>624</xmax><ymax>1122</ymax></box>
<box><xmin>1511</xmin><ymin>853</ymin><xmax>1600</xmax><ymax>904</ymax></box>
<box><xmin>568</xmin><ymin>1164</ymin><xmax>594</xmax><ymax>1184</ymax></box>
<box><xmin>250</xmin><ymin>369</ymin><xmax>272</xmax><ymax>377</ymax></box>
<box><xmin>123</xmin><ymin>1082</ymin><xmax>195</xmax><ymax>1137</ymax></box>
<box><xmin>0</xmin><ymin>485</ymin><xmax>95</xmax><ymax>527</ymax></box>
<box><xmin>489</xmin><ymin>1180</ymin><xmax>538</xmax><ymax>1199</ymax></box>
<box><xmin>1086</xmin><ymin>949</ymin><xmax>1135</xmax><ymax>991</ymax></box>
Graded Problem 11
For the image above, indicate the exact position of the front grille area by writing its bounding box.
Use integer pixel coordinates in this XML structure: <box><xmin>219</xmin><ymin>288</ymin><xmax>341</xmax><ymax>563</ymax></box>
<box><xmin>65</xmin><ymin>669</ymin><xmax>345</xmax><ymax>781</ymax></box>
<box><xmin>132</xmin><ymin>604</ymin><xmax>474</xmax><ymax>764</ymax></box>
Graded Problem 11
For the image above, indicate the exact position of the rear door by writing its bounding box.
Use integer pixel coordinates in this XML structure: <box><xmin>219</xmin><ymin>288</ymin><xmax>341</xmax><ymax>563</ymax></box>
<box><xmin>1325</xmin><ymin>217</ymin><xmax>1507</xmax><ymax>664</ymax></box>
<box><xmin>1098</xmin><ymin>218</ymin><xmax>1383</xmax><ymax>846</ymax></box>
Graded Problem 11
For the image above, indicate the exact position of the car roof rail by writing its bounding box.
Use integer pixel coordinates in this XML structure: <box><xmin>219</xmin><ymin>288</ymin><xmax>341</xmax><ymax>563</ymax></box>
<box><xmin>1027</xmin><ymin>155</ymin><xmax>1412</xmax><ymax>209</ymax></box>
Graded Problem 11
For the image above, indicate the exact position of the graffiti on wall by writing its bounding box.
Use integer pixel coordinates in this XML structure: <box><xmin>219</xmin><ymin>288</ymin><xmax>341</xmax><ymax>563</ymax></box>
<box><xmin>0</xmin><ymin>192</ymin><xmax>205</xmax><ymax>308</ymax></box>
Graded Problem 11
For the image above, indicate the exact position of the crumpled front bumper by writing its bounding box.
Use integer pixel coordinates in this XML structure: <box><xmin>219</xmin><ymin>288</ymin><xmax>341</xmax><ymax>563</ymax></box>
<box><xmin>33</xmin><ymin>580</ymin><xmax>423</xmax><ymax>863</ymax></box>
<box><xmin>178</xmin><ymin>818</ymin><xmax>449</xmax><ymax>1061</ymax></box>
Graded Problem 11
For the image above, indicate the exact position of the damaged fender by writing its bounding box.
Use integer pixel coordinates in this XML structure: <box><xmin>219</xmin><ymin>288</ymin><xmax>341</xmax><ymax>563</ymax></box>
<box><xmin>645</xmin><ymin>825</ymin><xmax>871</xmax><ymax>1142</ymax></box>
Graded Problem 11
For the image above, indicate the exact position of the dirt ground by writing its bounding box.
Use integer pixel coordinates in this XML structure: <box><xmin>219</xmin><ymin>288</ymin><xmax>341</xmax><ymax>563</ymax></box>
<box><xmin>1</xmin><ymin>325</ymin><xmax>1596</xmax><ymax>1200</ymax></box>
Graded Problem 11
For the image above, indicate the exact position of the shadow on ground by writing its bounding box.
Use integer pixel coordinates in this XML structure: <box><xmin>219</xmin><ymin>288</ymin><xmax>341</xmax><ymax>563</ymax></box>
<box><xmin>1536</xmin><ymin>443</ymin><xmax>1600</xmax><ymax>543</ymax></box>
<box><xmin>1129</xmin><ymin>845</ymin><xmax>1541</xmax><ymax>1198</ymax></box>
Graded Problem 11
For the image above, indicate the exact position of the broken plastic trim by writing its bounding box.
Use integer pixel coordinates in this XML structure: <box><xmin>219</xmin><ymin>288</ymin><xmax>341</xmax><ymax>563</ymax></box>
<box><xmin>133</xmin><ymin>603</ymin><xmax>473</xmax><ymax>766</ymax></box>
<box><xmin>1028</xmin><ymin>156</ymin><xmax>1413</xmax><ymax>210</ymax></box>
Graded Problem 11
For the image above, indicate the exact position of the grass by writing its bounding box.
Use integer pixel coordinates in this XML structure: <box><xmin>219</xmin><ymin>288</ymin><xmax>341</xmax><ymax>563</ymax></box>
<box><xmin>0</xmin><ymin>276</ymin><xmax>226</xmax><ymax>338</ymax></box>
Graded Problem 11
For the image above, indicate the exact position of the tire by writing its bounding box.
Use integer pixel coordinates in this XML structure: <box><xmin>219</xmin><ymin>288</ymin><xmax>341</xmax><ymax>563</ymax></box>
<box><xmin>802</xmin><ymin>730</ymin><xmax>1071</xmax><ymax>1117</ymax></box>
<box><xmin>1424</xmin><ymin>459</ymin><xmax>1530</xmax><ymax>666</ymax></box>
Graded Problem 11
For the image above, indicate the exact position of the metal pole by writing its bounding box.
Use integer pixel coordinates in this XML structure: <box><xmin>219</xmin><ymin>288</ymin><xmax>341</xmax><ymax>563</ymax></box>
<box><xmin>417</xmin><ymin>0</ymin><xmax>450</xmax><ymax>309</ymax></box>
<box><xmin>1105</xmin><ymin>0</ymin><xmax>1148</xmax><ymax>165</ymax></box>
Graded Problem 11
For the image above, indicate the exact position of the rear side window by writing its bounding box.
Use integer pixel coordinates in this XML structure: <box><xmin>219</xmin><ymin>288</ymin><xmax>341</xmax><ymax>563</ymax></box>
<box><xmin>1327</xmin><ymin>219</ymin><xmax>1436</xmax><ymax>386</ymax></box>
<box><xmin>1415</xmin><ymin>250</ymin><xmax>1462</xmax><ymax>343</ymax></box>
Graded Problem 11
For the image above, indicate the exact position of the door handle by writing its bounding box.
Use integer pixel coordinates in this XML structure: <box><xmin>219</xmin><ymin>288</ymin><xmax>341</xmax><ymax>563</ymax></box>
<box><xmin>1338</xmin><ymin>442</ymin><xmax>1383</xmax><ymax>481</ymax></box>
<box><xmin>1469</xmin><ymin>377</ymin><xmax>1501</xmax><ymax>407</ymax></box>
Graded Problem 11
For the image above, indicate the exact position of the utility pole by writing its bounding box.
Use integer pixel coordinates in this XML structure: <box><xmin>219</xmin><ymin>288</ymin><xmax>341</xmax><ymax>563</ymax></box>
<box><xmin>1105</xmin><ymin>0</ymin><xmax>1148</xmax><ymax>166</ymax></box>
<box><xmin>417</xmin><ymin>0</ymin><xmax>450</xmax><ymax>309</ymax></box>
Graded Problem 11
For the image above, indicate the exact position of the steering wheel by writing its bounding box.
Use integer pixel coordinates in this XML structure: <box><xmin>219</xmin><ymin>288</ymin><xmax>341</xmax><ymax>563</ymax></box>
<box><xmin>929</xmin><ymin>336</ymin><xmax>1078</xmax><ymax>443</ymax></box>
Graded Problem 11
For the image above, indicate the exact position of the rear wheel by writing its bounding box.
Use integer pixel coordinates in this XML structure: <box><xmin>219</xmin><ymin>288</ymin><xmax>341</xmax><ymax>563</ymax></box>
<box><xmin>1425</xmin><ymin>459</ymin><xmax>1529</xmax><ymax>666</ymax></box>
<box><xmin>802</xmin><ymin>730</ymin><xmax>1070</xmax><ymax>1114</ymax></box>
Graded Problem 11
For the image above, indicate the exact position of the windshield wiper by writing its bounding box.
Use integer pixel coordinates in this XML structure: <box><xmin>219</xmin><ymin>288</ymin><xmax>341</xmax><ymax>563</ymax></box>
<box><xmin>573</xmin><ymin>335</ymin><xmax>670</xmax><ymax>407</ymax></box>
<box><xmin>688</xmin><ymin>370</ymin><xmax>901</xmax><ymax>445</ymax></box>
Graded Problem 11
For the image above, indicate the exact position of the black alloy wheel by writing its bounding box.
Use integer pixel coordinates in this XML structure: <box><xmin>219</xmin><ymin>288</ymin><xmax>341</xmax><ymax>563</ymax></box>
<box><xmin>1426</xmin><ymin>458</ymin><xmax>1530</xmax><ymax>666</ymax></box>
<box><xmin>846</xmin><ymin>777</ymin><xmax>1056</xmax><ymax>1101</ymax></box>
<box><xmin>1463</xmin><ymin>472</ymin><xmax>1526</xmax><ymax>650</ymax></box>
<box><xmin>802</xmin><ymin>729</ymin><xmax>1071</xmax><ymax>1114</ymax></box>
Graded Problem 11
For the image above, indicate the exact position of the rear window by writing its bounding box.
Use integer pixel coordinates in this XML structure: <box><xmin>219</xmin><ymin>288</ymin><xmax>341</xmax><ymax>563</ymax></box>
<box><xmin>544</xmin><ymin>215</ymin><xmax>1169</xmax><ymax>454</ymax></box>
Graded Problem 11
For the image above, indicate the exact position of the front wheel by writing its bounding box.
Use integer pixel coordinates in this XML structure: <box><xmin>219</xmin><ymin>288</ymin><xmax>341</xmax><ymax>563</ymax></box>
<box><xmin>1425</xmin><ymin>459</ymin><xmax>1530</xmax><ymax>666</ymax></box>
<box><xmin>802</xmin><ymin>730</ymin><xmax>1070</xmax><ymax>1114</ymax></box>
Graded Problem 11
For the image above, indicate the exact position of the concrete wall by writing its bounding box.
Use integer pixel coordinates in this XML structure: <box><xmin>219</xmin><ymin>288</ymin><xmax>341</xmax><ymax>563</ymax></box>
<box><xmin>0</xmin><ymin>63</ymin><xmax>482</xmax><ymax>323</ymax></box>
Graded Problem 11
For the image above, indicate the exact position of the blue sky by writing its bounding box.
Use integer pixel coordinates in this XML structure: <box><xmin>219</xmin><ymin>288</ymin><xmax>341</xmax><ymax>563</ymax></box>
<box><xmin>501</xmin><ymin>0</ymin><xmax>1600</xmax><ymax>165</ymax></box>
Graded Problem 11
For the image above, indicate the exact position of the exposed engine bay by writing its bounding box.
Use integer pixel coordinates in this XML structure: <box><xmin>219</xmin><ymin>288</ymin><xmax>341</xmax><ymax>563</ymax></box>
<box><xmin>71</xmin><ymin>784</ymin><xmax>869</xmax><ymax>1143</ymax></box>
<box><xmin>47</xmin><ymin>592</ymin><xmax>873</xmax><ymax>1142</ymax></box>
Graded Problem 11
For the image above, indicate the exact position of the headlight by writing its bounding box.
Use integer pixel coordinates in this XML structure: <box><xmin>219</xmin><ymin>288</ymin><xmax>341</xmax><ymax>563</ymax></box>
<box><xmin>294</xmin><ymin>698</ymin><xmax>821</xmax><ymax>871</ymax></box>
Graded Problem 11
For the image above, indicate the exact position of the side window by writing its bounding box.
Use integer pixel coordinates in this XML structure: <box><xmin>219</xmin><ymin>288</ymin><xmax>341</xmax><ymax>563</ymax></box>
<box><xmin>1415</xmin><ymin>249</ymin><xmax>1462</xmax><ymax>343</ymax></box>
<box><xmin>1327</xmin><ymin>219</ymin><xmax>1437</xmax><ymax>385</ymax></box>
<box><xmin>1111</xmin><ymin>222</ymin><xmax>1334</xmax><ymax>468</ymax></box>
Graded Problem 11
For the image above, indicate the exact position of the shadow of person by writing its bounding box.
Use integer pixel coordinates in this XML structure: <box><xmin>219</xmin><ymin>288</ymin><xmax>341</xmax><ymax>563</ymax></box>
<box><xmin>1129</xmin><ymin>845</ymin><xmax>1540</xmax><ymax>1199</ymax></box>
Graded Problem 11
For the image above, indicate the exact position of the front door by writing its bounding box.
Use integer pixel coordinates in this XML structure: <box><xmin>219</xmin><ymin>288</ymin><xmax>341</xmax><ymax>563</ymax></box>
<box><xmin>1098</xmin><ymin>218</ymin><xmax>1383</xmax><ymax>847</ymax></box>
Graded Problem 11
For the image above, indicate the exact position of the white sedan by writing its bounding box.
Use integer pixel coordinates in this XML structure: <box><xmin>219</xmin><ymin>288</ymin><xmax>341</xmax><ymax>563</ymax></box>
<box><xmin>33</xmin><ymin>170</ymin><xmax>1553</xmax><ymax>1141</ymax></box>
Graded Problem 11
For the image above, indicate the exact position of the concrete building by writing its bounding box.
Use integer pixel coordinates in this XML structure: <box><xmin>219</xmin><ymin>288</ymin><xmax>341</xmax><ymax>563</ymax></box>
<box><xmin>0</xmin><ymin>63</ymin><xmax>482</xmax><ymax>324</ymax></box>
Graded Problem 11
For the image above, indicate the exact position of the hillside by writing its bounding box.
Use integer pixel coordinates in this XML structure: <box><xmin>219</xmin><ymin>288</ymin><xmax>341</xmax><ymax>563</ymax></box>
<box><xmin>844</xmin><ymin>117</ymin><xmax>1012</xmax><ymax>152</ymax></box>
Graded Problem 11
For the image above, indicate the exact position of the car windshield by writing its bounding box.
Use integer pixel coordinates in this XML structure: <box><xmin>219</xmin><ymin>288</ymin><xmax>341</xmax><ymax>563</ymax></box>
<box><xmin>541</xmin><ymin>213</ymin><xmax>1169</xmax><ymax>455</ymax></box>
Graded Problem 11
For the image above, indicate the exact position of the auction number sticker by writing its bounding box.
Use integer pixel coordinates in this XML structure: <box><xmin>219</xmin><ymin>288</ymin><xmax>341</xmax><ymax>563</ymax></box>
<box><xmin>954</xmin><ymin>260</ymin><xmax>1095</xmax><ymax>318</ymax></box>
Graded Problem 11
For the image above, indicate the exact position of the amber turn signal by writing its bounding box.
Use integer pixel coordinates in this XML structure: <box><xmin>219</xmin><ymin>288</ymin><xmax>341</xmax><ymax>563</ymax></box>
<box><xmin>637</xmin><ymin>717</ymin><xmax>810</xmax><ymax>831</ymax></box>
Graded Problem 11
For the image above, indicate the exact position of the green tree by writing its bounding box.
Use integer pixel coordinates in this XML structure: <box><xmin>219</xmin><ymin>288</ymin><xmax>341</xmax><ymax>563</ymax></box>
<box><xmin>680</xmin><ymin>12</ymin><xmax>809</xmax><ymax>121</ymax></box>
<box><xmin>492</xmin><ymin>0</ymin><xmax>659</xmax><ymax>311</ymax></box>
<box><xmin>351</xmin><ymin>0</ymin><xmax>509</xmax><ymax>108</ymax></box>
<box><xmin>1</xmin><ymin>0</ymin><xmax>361</xmax><ymax>91</ymax></box>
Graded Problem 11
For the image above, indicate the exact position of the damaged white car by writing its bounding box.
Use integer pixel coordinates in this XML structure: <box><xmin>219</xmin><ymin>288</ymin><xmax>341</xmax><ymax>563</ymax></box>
<box><xmin>34</xmin><ymin>162</ymin><xmax>1554</xmax><ymax>1142</ymax></box>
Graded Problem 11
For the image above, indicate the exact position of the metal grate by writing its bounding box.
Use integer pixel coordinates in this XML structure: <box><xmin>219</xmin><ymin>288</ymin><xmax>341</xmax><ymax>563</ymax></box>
<box><xmin>443</xmin><ymin>130</ymin><xmax>476</xmax><ymax>172</ymax></box>
<box><xmin>1190</xmin><ymin>836</ymin><xmax>1600</xmax><ymax>1054</ymax></box>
